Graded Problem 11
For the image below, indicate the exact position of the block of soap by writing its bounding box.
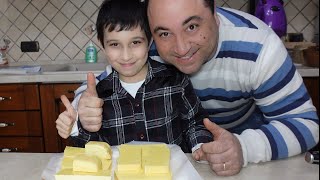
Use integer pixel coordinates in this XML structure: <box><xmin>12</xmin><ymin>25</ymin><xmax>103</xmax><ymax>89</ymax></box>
<box><xmin>61</xmin><ymin>157</ymin><xmax>73</xmax><ymax>170</ymax></box>
<box><xmin>73</xmin><ymin>154</ymin><xmax>102</xmax><ymax>173</ymax></box>
<box><xmin>115</xmin><ymin>144</ymin><xmax>172</xmax><ymax>180</ymax></box>
<box><xmin>117</xmin><ymin>145</ymin><xmax>142</xmax><ymax>173</ymax></box>
<box><xmin>63</xmin><ymin>146</ymin><xmax>85</xmax><ymax>158</ymax></box>
<box><xmin>85</xmin><ymin>141</ymin><xmax>112</xmax><ymax>160</ymax></box>
<box><xmin>142</xmin><ymin>144</ymin><xmax>170</xmax><ymax>174</ymax></box>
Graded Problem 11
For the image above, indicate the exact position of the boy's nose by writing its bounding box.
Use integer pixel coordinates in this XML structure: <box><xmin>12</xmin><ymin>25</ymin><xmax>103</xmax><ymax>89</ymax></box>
<box><xmin>122</xmin><ymin>48</ymin><xmax>133</xmax><ymax>61</ymax></box>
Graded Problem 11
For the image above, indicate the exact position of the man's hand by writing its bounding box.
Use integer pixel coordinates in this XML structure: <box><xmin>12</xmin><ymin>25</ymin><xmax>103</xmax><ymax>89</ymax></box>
<box><xmin>78</xmin><ymin>72</ymin><xmax>104</xmax><ymax>132</ymax></box>
<box><xmin>193</xmin><ymin>118</ymin><xmax>243</xmax><ymax>176</ymax></box>
<box><xmin>56</xmin><ymin>95</ymin><xmax>77</xmax><ymax>139</ymax></box>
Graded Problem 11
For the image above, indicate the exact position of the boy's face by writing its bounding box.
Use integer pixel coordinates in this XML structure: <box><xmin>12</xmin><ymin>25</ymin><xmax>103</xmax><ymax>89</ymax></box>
<box><xmin>102</xmin><ymin>26</ymin><xmax>149</xmax><ymax>83</ymax></box>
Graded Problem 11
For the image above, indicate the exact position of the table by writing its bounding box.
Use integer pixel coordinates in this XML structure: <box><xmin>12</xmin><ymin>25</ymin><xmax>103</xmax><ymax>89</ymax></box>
<box><xmin>0</xmin><ymin>153</ymin><xmax>318</xmax><ymax>180</ymax></box>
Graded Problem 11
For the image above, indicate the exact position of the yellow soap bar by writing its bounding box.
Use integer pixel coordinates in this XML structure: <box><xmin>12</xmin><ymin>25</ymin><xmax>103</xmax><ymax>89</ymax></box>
<box><xmin>61</xmin><ymin>157</ymin><xmax>73</xmax><ymax>170</ymax></box>
<box><xmin>115</xmin><ymin>172</ymin><xmax>171</xmax><ymax>180</ymax></box>
<box><xmin>85</xmin><ymin>141</ymin><xmax>112</xmax><ymax>160</ymax></box>
<box><xmin>102</xmin><ymin>159</ymin><xmax>112</xmax><ymax>171</ymax></box>
<box><xmin>117</xmin><ymin>145</ymin><xmax>142</xmax><ymax>172</ymax></box>
<box><xmin>63</xmin><ymin>146</ymin><xmax>85</xmax><ymax>158</ymax></box>
<box><xmin>55</xmin><ymin>169</ymin><xmax>111</xmax><ymax>180</ymax></box>
<box><xmin>73</xmin><ymin>154</ymin><xmax>102</xmax><ymax>173</ymax></box>
<box><xmin>115</xmin><ymin>144</ymin><xmax>172</xmax><ymax>180</ymax></box>
<box><xmin>142</xmin><ymin>144</ymin><xmax>170</xmax><ymax>174</ymax></box>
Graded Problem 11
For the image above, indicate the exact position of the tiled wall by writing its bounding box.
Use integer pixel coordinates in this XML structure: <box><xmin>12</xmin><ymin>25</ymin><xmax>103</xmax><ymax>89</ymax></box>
<box><xmin>0</xmin><ymin>0</ymin><xmax>319</xmax><ymax>64</ymax></box>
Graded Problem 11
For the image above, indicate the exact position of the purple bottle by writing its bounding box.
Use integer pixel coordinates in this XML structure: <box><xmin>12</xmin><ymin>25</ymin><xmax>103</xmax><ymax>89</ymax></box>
<box><xmin>255</xmin><ymin>0</ymin><xmax>287</xmax><ymax>38</ymax></box>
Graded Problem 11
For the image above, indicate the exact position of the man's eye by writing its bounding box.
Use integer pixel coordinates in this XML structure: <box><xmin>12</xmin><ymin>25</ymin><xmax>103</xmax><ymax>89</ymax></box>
<box><xmin>188</xmin><ymin>24</ymin><xmax>198</xmax><ymax>31</ymax></box>
<box><xmin>159</xmin><ymin>32</ymin><xmax>169</xmax><ymax>37</ymax></box>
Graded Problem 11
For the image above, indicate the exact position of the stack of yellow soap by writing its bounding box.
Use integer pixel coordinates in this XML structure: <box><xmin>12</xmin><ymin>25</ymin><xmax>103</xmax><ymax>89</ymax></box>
<box><xmin>115</xmin><ymin>144</ymin><xmax>172</xmax><ymax>180</ymax></box>
<box><xmin>55</xmin><ymin>141</ymin><xmax>112</xmax><ymax>180</ymax></box>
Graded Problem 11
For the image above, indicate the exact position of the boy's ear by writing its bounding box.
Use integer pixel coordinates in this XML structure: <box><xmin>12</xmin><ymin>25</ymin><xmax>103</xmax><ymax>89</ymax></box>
<box><xmin>96</xmin><ymin>38</ymin><xmax>105</xmax><ymax>51</ymax></box>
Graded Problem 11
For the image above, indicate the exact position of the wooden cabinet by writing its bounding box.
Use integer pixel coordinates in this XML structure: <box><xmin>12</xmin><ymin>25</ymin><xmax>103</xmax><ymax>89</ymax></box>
<box><xmin>0</xmin><ymin>84</ymin><xmax>44</xmax><ymax>152</ymax></box>
<box><xmin>40</xmin><ymin>83</ymin><xmax>81</xmax><ymax>152</ymax></box>
<box><xmin>303</xmin><ymin>77</ymin><xmax>319</xmax><ymax>116</ymax></box>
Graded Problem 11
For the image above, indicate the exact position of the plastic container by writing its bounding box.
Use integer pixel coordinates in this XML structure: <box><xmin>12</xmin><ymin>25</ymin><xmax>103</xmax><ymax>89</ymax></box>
<box><xmin>85</xmin><ymin>41</ymin><xmax>97</xmax><ymax>63</ymax></box>
<box><xmin>0</xmin><ymin>48</ymin><xmax>8</xmax><ymax>65</ymax></box>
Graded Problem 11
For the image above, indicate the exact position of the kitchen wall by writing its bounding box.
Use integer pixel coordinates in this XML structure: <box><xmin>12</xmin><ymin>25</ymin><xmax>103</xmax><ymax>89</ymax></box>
<box><xmin>0</xmin><ymin>0</ymin><xmax>319</xmax><ymax>64</ymax></box>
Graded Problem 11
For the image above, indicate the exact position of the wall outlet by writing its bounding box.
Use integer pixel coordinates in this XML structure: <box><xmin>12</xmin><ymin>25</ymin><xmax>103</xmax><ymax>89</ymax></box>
<box><xmin>21</xmin><ymin>41</ymin><xmax>40</xmax><ymax>52</ymax></box>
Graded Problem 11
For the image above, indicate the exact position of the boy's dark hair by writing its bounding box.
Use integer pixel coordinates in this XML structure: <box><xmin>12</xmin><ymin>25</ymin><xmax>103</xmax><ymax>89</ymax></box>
<box><xmin>144</xmin><ymin>0</ymin><xmax>215</xmax><ymax>14</ymax></box>
<box><xmin>96</xmin><ymin>0</ymin><xmax>151</xmax><ymax>48</ymax></box>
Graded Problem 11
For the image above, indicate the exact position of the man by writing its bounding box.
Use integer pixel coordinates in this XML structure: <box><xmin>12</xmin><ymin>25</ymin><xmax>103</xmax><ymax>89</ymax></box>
<box><xmin>56</xmin><ymin>0</ymin><xmax>319</xmax><ymax>176</ymax></box>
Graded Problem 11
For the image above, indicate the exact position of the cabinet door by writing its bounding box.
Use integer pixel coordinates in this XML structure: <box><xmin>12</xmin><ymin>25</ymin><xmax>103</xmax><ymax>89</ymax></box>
<box><xmin>303</xmin><ymin>77</ymin><xmax>319</xmax><ymax>115</ymax></box>
<box><xmin>0</xmin><ymin>84</ymin><xmax>40</xmax><ymax>110</ymax></box>
<box><xmin>40</xmin><ymin>83</ymin><xmax>81</xmax><ymax>152</ymax></box>
<box><xmin>0</xmin><ymin>137</ymin><xmax>44</xmax><ymax>152</ymax></box>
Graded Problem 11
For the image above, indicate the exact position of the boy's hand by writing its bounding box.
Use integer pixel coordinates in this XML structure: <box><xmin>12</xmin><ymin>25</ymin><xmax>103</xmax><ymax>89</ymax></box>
<box><xmin>78</xmin><ymin>72</ymin><xmax>104</xmax><ymax>132</ymax></box>
<box><xmin>56</xmin><ymin>95</ymin><xmax>77</xmax><ymax>139</ymax></box>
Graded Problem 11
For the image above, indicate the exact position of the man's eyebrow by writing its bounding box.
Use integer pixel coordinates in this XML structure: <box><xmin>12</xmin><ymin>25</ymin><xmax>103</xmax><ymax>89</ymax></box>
<box><xmin>153</xmin><ymin>26</ymin><xmax>169</xmax><ymax>34</ymax></box>
<box><xmin>182</xmin><ymin>16</ymin><xmax>202</xmax><ymax>26</ymax></box>
<box><xmin>153</xmin><ymin>16</ymin><xmax>202</xmax><ymax>33</ymax></box>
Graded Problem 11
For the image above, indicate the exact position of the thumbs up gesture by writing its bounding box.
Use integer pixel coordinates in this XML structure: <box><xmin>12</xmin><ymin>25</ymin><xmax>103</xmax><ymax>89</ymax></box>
<box><xmin>78</xmin><ymin>72</ymin><xmax>104</xmax><ymax>132</ymax></box>
<box><xmin>192</xmin><ymin>118</ymin><xmax>243</xmax><ymax>176</ymax></box>
<box><xmin>56</xmin><ymin>95</ymin><xmax>77</xmax><ymax>139</ymax></box>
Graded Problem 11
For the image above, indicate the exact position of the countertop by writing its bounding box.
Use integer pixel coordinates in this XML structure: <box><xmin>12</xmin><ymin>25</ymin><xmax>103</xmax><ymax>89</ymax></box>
<box><xmin>0</xmin><ymin>63</ymin><xmax>318</xmax><ymax>84</ymax></box>
<box><xmin>0</xmin><ymin>153</ymin><xmax>318</xmax><ymax>180</ymax></box>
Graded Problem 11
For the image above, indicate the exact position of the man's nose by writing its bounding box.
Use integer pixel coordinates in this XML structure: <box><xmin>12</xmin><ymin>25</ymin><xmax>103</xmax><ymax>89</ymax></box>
<box><xmin>174</xmin><ymin>35</ymin><xmax>191</xmax><ymax>57</ymax></box>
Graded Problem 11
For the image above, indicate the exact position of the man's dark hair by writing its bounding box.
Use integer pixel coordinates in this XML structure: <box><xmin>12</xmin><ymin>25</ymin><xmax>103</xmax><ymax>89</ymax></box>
<box><xmin>96</xmin><ymin>0</ymin><xmax>151</xmax><ymax>48</ymax></box>
<box><xmin>144</xmin><ymin>0</ymin><xmax>215</xmax><ymax>14</ymax></box>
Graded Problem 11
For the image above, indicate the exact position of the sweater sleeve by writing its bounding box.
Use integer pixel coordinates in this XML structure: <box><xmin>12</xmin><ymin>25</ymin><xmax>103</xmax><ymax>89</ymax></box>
<box><xmin>238</xmin><ymin>32</ymin><xmax>319</xmax><ymax>165</ymax></box>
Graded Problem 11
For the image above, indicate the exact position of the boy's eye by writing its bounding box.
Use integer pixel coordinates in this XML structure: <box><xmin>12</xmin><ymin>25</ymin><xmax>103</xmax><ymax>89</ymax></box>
<box><xmin>110</xmin><ymin>43</ymin><xmax>118</xmax><ymax>47</ymax></box>
<box><xmin>132</xmin><ymin>41</ymin><xmax>141</xmax><ymax>45</ymax></box>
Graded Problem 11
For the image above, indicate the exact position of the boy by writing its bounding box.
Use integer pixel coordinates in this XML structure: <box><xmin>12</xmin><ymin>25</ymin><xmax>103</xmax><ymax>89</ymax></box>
<box><xmin>58</xmin><ymin>0</ymin><xmax>212</xmax><ymax>153</ymax></box>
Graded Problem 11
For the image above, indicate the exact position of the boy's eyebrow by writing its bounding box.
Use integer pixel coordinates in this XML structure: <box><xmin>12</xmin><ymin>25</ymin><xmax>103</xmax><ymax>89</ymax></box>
<box><xmin>105</xmin><ymin>36</ymin><xmax>146</xmax><ymax>43</ymax></box>
<box><xmin>153</xmin><ymin>15</ymin><xmax>202</xmax><ymax>33</ymax></box>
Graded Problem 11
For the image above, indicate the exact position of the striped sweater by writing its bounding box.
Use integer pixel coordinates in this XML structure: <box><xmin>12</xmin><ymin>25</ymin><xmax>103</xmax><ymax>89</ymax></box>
<box><xmin>72</xmin><ymin>7</ymin><xmax>319</xmax><ymax>166</ymax></box>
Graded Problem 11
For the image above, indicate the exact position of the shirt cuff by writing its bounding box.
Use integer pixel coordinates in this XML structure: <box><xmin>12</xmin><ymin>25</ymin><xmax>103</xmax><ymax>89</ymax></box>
<box><xmin>70</xmin><ymin>112</ymin><xmax>79</xmax><ymax>136</ymax></box>
<box><xmin>192</xmin><ymin>143</ymin><xmax>209</xmax><ymax>164</ymax></box>
<box><xmin>234</xmin><ymin>133</ymin><xmax>248</xmax><ymax>167</ymax></box>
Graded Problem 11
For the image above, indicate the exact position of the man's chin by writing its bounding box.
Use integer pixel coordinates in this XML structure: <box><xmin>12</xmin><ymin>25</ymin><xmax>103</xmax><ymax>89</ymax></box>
<box><xmin>178</xmin><ymin>66</ymin><xmax>200</xmax><ymax>75</ymax></box>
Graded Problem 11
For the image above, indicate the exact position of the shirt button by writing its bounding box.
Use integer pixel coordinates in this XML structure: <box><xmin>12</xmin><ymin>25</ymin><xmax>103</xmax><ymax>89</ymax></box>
<box><xmin>135</xmin><ymin>103</ymin><xmax>140</xmax><ymax>107</ymax></box>
<box><xmin>139</xmin><ymin>133</ymin><xmax>145</xmax><ymax>140</ymax></box>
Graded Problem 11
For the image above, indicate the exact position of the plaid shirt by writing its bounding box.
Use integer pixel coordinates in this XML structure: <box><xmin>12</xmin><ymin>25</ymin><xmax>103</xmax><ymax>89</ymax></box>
<box><xmin>72</xmin><ymin>59</ymin><xmax>212</xmax><ymax>152</ymax></box>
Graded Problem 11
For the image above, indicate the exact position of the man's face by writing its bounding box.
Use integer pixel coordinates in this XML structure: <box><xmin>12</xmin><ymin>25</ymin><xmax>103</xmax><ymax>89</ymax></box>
<box><xmin>148</xmin><ymin>0</ymin><xmax>219</xmax><ymax>74</ymax></box>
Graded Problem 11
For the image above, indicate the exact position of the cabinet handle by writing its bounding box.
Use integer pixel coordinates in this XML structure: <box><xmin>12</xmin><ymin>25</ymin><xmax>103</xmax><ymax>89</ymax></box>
<box><xmin>0</xmin><ymin>122</ymin><xmax>15</xmax><ymax>128</ymax></box>
<box><xmin>0</xmin><ymin>96</ymin><xmax>12</xmax><ymax>102</ymax></box>
<box><xmin>67</xmin><ymin>90</ymin><xmax>74</xmax><ymax>94</ymax></box>
<box><xmin>1</xmin><ymin>148</ymin><xmax>18</xmax><ymax>152</ymax></box>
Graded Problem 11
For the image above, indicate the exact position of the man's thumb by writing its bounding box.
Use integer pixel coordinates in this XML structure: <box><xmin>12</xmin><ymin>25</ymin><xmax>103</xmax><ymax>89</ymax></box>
<box><xmin>86</xmin><ymin>72</ymin><xmax>98</xmax><ymax>96</ymax></box>
<box><xmin>203</xmin><ymin>118</ymin><xmax>223</xmax><ymax>138</ymax></box>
